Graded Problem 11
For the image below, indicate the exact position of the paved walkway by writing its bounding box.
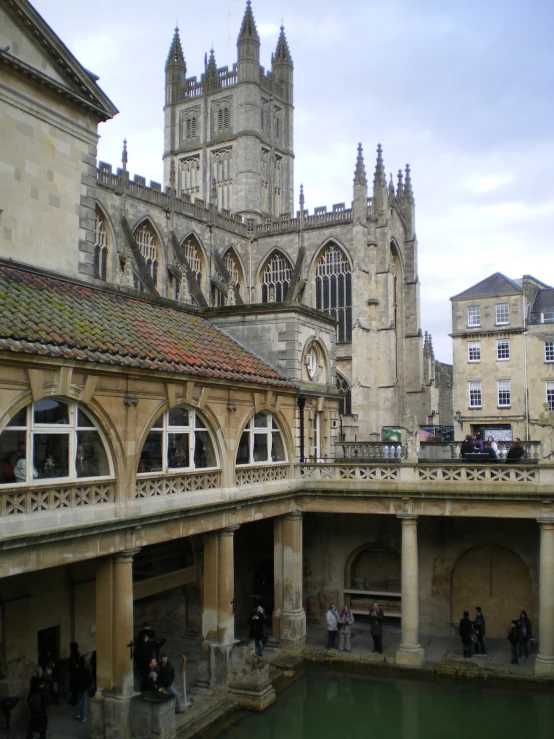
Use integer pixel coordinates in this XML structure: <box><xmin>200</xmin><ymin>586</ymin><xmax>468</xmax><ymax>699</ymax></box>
<box><xmin>5</xmin><ymin>625</ymin><xmax>541</xmax><ymax>737</ymax></box>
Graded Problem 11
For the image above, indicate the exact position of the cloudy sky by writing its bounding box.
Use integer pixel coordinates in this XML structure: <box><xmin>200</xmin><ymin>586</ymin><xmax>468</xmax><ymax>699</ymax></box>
<box><xmin>33</xmin><ymin>0</ymin><xmax>554</xmax><ymax>362</ymax></box>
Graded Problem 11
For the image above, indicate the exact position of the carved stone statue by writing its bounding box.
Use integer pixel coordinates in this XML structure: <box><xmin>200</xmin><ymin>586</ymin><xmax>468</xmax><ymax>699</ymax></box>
<box><xmin>538</xmin><ymin>403</ymin><xmax>554</xmax><ymax>462</ymax></box>
<box><xmin>400</xmin><ymin>407</ymin><xmax>420</xmax><ymax>462</ymax></box>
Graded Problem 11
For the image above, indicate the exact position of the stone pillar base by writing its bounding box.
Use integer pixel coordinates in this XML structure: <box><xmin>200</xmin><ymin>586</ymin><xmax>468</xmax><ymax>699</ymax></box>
<box><xmin>395</xmin><ymin>645</ymin><xmax>425</xmax><ymax>667</ymax></box>
<box><xmin>228</xmin><ymin>641</ymin><xmax>276</xmax><ymax>712</ymax></box>
<box><xmin>279</xmin><ymin>608</ymin><xmax>306</xmax><ymax>650</ymax></box>
<box><xmin>91</xmin><ymin>693</ymin><xmax>132</xmax><ymax>739</ymax></box>
<box><xmin>534</xmin><ymin>655</ymin><xmax>554</xmax><ymax>677</ymax></box>
<box><xmin>130</xmin><ymin>693</ymin><xmax>176</xmax><ymax>739</ymax></box>
<box><xmin>196</xmin><ymin>640</ymin><xmax>236</xmax><ymax>689</ymax></box>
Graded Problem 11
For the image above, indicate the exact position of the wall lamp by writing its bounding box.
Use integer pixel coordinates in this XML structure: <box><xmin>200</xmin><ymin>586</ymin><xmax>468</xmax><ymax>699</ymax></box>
<box><xmin>454</xmin><ymin>410</ymin><xmax>463</xmax><ymax>428</ymax></box>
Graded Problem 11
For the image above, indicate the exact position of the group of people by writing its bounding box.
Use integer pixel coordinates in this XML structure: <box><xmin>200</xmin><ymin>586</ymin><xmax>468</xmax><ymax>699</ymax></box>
<box><xmin>326</xmin><ymin>602</ymin><xmax>384</xmax><ymax>654</ymax></box>
<box><xmin>1</xmin><ymin>444</ymin><xmax>93</xmax><ymax>484</ymax></box>
<box><xmin>460</xmin><ymin>433</ymin><xmax>526</xmax><ymax>462</ymax></box>
<box><xmin>460</xmin><ymin>607</ymin><xmax>533</xmax><ymax>664</ymax></box>
<box><xmin>134</xmin><ymin>621</ymin><xmax>182</xmax><ymax>713</ymax></box>
<box><xmin>25</xmin><ymin>642</ymin><xmax>95</xmax><ymax>738</ymax></box>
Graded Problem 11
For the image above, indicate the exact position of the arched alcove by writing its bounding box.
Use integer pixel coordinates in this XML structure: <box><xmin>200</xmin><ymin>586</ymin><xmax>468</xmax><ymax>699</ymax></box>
<box><xmin>451</xmin><ymin>544</ymin><xmax>533</xmax><ymax>637</ymax></box>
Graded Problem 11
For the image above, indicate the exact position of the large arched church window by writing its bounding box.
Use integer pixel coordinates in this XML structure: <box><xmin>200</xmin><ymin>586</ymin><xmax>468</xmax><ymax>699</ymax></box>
<box><xmin>336</xmin><ymin>373</ymin><xmax>352</xmax><ymax>416</ymax></box>
<box><xmin>236</xmin><ymin>412</ymin><xmax>286</xmax><ymax>466</ymax></box>
<box><xmin>181</xmin><ymin>235</ymin><xmax>203</xmax><ymax>287</ymax></box>
<box><xmin>315</xmin><ymin>243</ymin><xmax>352</xmax><ymax>343</ymax></box>
<box><xmin>133</xmin><ymin>221</ymin><xmax>159</xmax><ymax>286</ymax></box>
<box><xmin>213</xmin><ymin>248</ymin><xmax>243</xmax><ymax>306</ymax></box>
<box><xmin>94</xmin><ymin>208</ymin><xmax>108</xmax><ymax>281</ymax></box>
<box><xmin>137</xmin><ymin>407</ymin><xmax>217</xmax><ymax>474</ymax></box>
<box><xmin>0</xmin><ymin>400</ymin><xmax>111</xmax><ymax>484</ymax></box>
<box><xmin>260</xmin><ymin>251</ymin><xmax>292</xmax><ymax>303</ymax></box>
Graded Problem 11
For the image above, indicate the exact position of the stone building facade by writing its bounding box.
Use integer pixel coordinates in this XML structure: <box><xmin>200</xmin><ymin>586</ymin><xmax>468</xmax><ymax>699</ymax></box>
<box><xmin>451</xmin><ymin>272</ymin><xmax>554</xmax><ymax>442</ymax></box>
<box><xmin>2</xmin><ymin>3</ymin><xmax>554</xmax><ymax>739</ymax></box>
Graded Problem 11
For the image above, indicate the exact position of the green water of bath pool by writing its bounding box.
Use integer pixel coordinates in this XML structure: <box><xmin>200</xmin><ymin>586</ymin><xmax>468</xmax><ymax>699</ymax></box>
<box><xmin>209</xmin><ymin>667</ymin><xmax>554</xmax><ymax>739</ymax></box>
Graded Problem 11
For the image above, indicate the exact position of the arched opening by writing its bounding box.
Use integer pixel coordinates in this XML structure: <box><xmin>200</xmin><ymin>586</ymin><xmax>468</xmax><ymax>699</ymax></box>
<box><xmin>315</xmin><ymin>242</ymin><xmax>352</xmax><ymax>343</ymax></box>
<box><xmin>213</xmin><ymin>247</ymin><xmax>244</xmax><ymax>306</ymax></box>
<box><xmin>344</xmin><ymin>543</ymin><xmax>401</xmax><ymax>617</ymax></box>
<box><xmin>236</xmin><ymin>412</ymin><xmax>287</xmax><ymax>466</ymax></box>
<box><xmin>94</xmin><ymin>207</ymin><xmax>108</xmax><ymax>281</ymax></box>
<box><xmin>133</xmin><ymin>220</ymin><xmax>159</xmax><ymax>289</ymax></box>
<box><xmin>260</xmin><ymin>250</ymin><xmax>293</xmax><ymax>303</ymax></box>
<box><xmin>336</xmin><ymin>372</ymin><xmax>352</xmax><ymax>417</ymax></box>
<box><xmin>451</xmin><ymin>544</ymin><xmax>533</xmax><ymax>637</ymax></box>
<box><xmin>180</xmin><ymin>234</ymin><xmax>204</xmax><ymax>300</ymax></box>
<box><xmin>390</xmin><ymin>241</ymin><xmax>402</xmax><ymax>379</ymax></box>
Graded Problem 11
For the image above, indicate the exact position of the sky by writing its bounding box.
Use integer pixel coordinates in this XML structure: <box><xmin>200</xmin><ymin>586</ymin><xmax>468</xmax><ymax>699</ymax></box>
<box><xmin>32</xmin><ymin>0</ymin><xmax>554</xmax><ymax>363</ymax></box>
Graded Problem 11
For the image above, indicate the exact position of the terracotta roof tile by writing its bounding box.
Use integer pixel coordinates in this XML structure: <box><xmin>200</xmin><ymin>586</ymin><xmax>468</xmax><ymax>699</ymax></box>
<box><xmin>0</xmin><ymin>264</ymin><xmax>293</xmax><ymax>388</ymax></box>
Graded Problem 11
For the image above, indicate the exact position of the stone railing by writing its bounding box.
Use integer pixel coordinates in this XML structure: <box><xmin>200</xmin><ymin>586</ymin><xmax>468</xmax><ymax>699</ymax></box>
<box><xmin>0</xmin><ymin>480</ymin><xmax>115</xmax><ymax>516</ymax></box>
<box><xmin>335</xmin><ymin>442</ymin><xmax>405</xmax><ymax>461</ymax></box>
<box><xmin>301</xmin><ymin>464</ymin><xmax>400</xmax><ymax>482</ymax></box>
<box><xmin>135</xmin><ymin>470</ymin><xmax>221</xmax><ymax>498</ymax></box>
<box><xmin>416</xmin><ymin>465</ymin><xmax>537</xmax><ymax>483</ymax></box>
<box><xmin>419</xmin><ymin>440</ymin><xmax>542</xmax><ymax>461</ymax></box>
<box><xmin>235</xmin><ymin>463</ymin><xmax>290</xmax><ymax>486</ymax></box>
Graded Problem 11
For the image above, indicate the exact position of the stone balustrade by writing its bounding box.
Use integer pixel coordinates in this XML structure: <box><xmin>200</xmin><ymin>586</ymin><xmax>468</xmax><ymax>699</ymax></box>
<box><xmin>0</xmin><ymin>479</ymin><xmax>115</xmax><ymax>516</ymax></box>
<box><xmin>135</xmin><ymin>470</ymin><xmax>222</xmax><ymax>498</ymax></box>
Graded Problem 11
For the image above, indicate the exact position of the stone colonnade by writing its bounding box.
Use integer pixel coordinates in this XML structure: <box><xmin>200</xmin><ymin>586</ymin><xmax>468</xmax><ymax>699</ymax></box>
<box><xmin>90</xmin><ymin>513</ymin><xmax>554</xmax><ymax>736</ymax></box>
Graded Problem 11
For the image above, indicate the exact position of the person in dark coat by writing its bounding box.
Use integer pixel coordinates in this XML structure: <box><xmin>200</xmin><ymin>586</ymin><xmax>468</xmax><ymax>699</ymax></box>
<box><xmin>459</xmin><ymin>611</ymin><xmax>473</xmax><ymax>658</ymax></box>
<box><xmin>159</xmin><ymin>654</ymin><xmax>182</xmax><ymax>713</ymax></box>
<box><xmin>473</xmin><ymin>607</ymin><xmax>487</xmax><ymax>655</ymax></box>
<box><xmin>507</xmin><ymin>439</ymin><xmax>525</xmax><ymax>463</ymax></box>
<box><xmin>369</xmin><ymin>601</ymin><xmax>384</xmax><ymax>654</ymax></box>
<box><xmin>472</xmin><ymin>433</ymin><xmax>484</xmax><ymax>452</ymax></box>
<box><xmin>25</xmin><ymin>668</ymin><xmax>49</xmax><ymax>739</ymax></box>
<box><xmin>248</xmin><ymin>605</ymin><xmax>266</xmax><ymax>656</ymax></box>
<box><xmin>460</xmin><ymin>435</ymin><xmax>473</xmax><ymax>459</ymax></box>
<box><xmin>74</xmin><ymin>656</ymin><xmax>91</xmax><ymax>722</ymax></box>
<box><xmin>135</xmin><ymin>634</ymin><xmax>154</xmax><ymax>691</ymax></box>
<box><xmin>518</xmin><ymin>610</ymin><xmax>533</xmax><ymax>658</ymax></box>
<box><xmin>508</xmin><ymin>620</ymin><xmax>519</xmax><ymax>664</ymax></box>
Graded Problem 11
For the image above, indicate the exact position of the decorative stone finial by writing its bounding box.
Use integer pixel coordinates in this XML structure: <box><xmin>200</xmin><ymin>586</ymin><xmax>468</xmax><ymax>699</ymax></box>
<box><xmin>404</xmin><ymin>163</ymin><xmax>414</xmax><ymax>204</ymax></box>
<box><xmin>373</xmin><ymin>143</ymin><xmax>386</xmax><ymax>189</ymax></box>
<box><xmin>354</xmin><ymin>143</ymin><xmax>367</xmax><ymax>188</ymax></box>
<box><xmin>122</xmin><ymin>139</ymin><xmax>128</xmax><ymax>171</ymax></box>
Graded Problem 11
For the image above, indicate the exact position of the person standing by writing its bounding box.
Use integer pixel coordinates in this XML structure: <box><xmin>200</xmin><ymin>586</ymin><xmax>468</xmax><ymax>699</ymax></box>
<box><xmin>25</xmin><ymin>667</ymin><xmax>49</xmax><ymax>739</ymax></box>
<box><xmin>248</xmin><ymin>605</ymin><xmax>266</xmax><ymax>656</ymax></box>
<box><xmin>507</xmin><ymin>438</ymin><xmax>525</xmax><ymax>463</ymax></box>
<box><xmin>135</xmin><ymin>634</ymin><xmax>154</xmax><ymax>691</ymax></box>
<box><xmin>74</xmin><ymin>656</ymin><xmax>91</xmax><ymax>722</ymax></box>
<box><xmin>326</xmin><ymin>604</ymin><xmax>339</xmax><ymax>649</ymax></box>
<box><xmin>508</xmin><ymin>620</ymin><xmax>519</xmax><ymax>664</ymax></box>
<box><xmin>487</xmin><ymin>435</ymin><xmax>499</xmax><ymax>454</ymax></box>
<box><xmin>369</xmin><ymin>601</ymin><xmax>384</xmax><ymax>654</ymax></box>
<box><xmin>518</xmin><ymin>610</ymin><xmax>533</xmax><ymax>658</ymax></box>
<box><xmin>459</xmin><ymin>611</ymin><xmax>473</xmax><ymax>659</ymax></box>
<box><xmin>158</xmin><ymin>654</ymin><xmax>183</xmax><ymax>713</ymax></box>
<box><xmin>473</xmin><ymin>607</ymin><xmax>487</xmax><ymax>656</ymax></box>
<box><xmin>460</xmin><ymin>435</ymin><xmax>473</xmax><ymax>459</ymax></box>
<box><xmin>338</xmin><ymin>606</ymin><xmax>355</xmax><ymax>652</ymax></box>
<box><xmin>472</xmin><ymin>433</ymin><xmax>484</xmax><ymax>452</ymax></box>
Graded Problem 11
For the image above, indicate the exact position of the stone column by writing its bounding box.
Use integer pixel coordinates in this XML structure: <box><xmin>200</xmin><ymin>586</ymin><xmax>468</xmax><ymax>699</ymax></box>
<box><xmin>272</xmin><ymin>517</ymin><xmax>284</xmax><ymax>640</ymax></box>
<box><xmin>535</xmin><ymin>520</ymin><xmax>554</xmax><ymax>676</ymax></box>
<box><xmin>279</xmin><ymin>511</ymin><xmax>306</xmax><ymax>649</ymax></box>
<box><xmin>217</xmin><ymin>526</ymin><xmax>238</xmax><ymax>643</ymax></box>
<box><xmin>112</xmin><ymin>551</ymin><xmax>137</xmax><ymax>696</ymax></box>
<box><xmin>202</xmin><ymin>532</ymin><xmax>219</xmax><ymax>642</ymax></box>
<box><xmin>396</xmin><ymin>515</ymin><xmax>424</xmax><ymax>666</ymax></box>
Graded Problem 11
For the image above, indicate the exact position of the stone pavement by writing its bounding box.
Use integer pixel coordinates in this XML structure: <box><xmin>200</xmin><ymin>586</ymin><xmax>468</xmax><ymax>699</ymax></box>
<box><xmin>5</xmin><ymin>624</ymin><xmax>542</xmax><ymax>737</ymax></box>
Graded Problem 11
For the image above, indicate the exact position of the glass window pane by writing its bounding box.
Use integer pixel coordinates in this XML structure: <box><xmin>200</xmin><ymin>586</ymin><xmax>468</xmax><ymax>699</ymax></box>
<box><xmin>236</xmin><ymin>432</ymin><xmax>250</xmax><ymax>465</ymax></box>
<box><xmin>139</xmin><ymin>431</ymin><xmax>163</xmax><ymax>472</ymax></box>
<box><xmin>271</xmin><ymin>432</ymin><xmax>285</xmax><ymax>462</ymax></box>
<box><xmin>34</xmin><ymin>399</ymin><xmax>69</xmax><ymax>425</ymax></box>
<box><xmin>77</xmin><ymin>409</ymin><xmax>95</xmax><ymax>428</ymax></box>
<box><xmin>168</xmin><ymin>408</ymin><xmax>189</xmax><ymax>427</ymax></box>
<box><xmin>34</xmin><ymin>434</ymin><xmax>69</xmax><ymax>479</ymax></box>
<box><xmin>194</xmin><ymin>430</ymin><xmax>216</xmax><ymax>468</ymax></box>
<box><xmin>194</xmin><ymin>413</ymin><xmax>206</xmax><ymax>430</ymax></box>
<box><xmin>7</xmin><ymin>407</ymin><xmax>27</xmax><ymax>427</ymax></box>
<box><xmin>152</xmin><ymin>414</ymin><xmax>164</xmax><ymax>429</ymax></box>
<box><xmin>253</xmin><ymin>413</ymin><xmax>268</xmax><ymax>428</ymax></box>
<box><xmin>77</xmin><ymin>431</ymin><xmax>109</xmax><ymax>477</ymax></box>
<box><xmin>168</xmin><ymin>433</ymin><xmax>190</xmax><ymax>468</ymax></box>
<box><xmin>0</xmin><ymin>430</ymin><xmax>26</xmax><ymax>483</ymax></box>
<box><xmin>253</xmin><ymin>433</ymin><xmax>268</xmax><ymax>462</ymax></box>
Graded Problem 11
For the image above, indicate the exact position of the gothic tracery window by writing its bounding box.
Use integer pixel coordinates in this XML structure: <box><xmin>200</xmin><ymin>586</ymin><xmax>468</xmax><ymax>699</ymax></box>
<box><xmin>315</xmin><ymin>243</ymin><xmax>352</xmax><ymax>343</ymax></box>
<box><xmin>133</xmin><ymin>221</ymin><xmax>159</xmax><ymax>286</ymax></box>
<box><xmin>214</xmin><ymin>249</ymin><xmax>242</xmax><ymax>306</ymax></box>
<box><xmin>336</xmin><ymin>373</ymin><xmax>352</xmax><ymax>416</ymax></box>
<box><xmin>261</xmin><ymin>251</ymin><xmax>292</xmax><ymax>303</ymax></box>
<box><xmin>182</xmin><ymin>236</ymin><xmax>203</xmax><ymax>286</ymax></box>
<box><xmin>94</xmin><ymin>209</ymin><xmax>108</xmax><ymax>281</ymax></box>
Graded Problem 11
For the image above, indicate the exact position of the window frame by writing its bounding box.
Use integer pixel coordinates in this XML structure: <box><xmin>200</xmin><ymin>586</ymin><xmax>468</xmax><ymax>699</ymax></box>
<box><xmin>545</xmin><ymin>341</ymin><xmax>554</xmax><ymax>363</ymax></box>
<box><xmin>137</xmin><ymin>407</ymin><xmax>219</xmax><ymax>476</ymax></box>
<box><xmin>495</xmin><ymin>303</ymin><xmax>509</xmax><ymax>326</ymax></box>
<box><xmin>469</xmin><ymin>381</ymin><xmax>482</xmax><ymax>409</ymax></box>
<box><xmin>315</xmin><ymin>243</ymin><xmax>353</xmax><ymax>344</ymax></box>
<box><xmin>497</xmin><ymin>380</ymin><xmax>511</xmax><ymax>408</ymax></box>
<box><xmin>0</xmin><ymin>400</ymin><xmax>113</xmax><ymax>485</ymax></box>
<box><xmin>496</xmin><ymin>339</ymin><xmax>510</xmax><ymax>361</ymax></box>
<box><xmin>468</xmin><ymin>340</ymin><xmax>481</xmax><ymax>363</ymax></box>
<box><xmin>547</xmin><ymin>382</ymin><xmax>554</xmax><ymax>411</ymax></box>
<box><xmin>235</xmin><ymin>412</ymin><xmax>287</xmax><ymax>466</ymax></box>
<box><xmin>467</xmin><ymin>305</ymin><xmax>480</xmax><ymax>328</ymax></box>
